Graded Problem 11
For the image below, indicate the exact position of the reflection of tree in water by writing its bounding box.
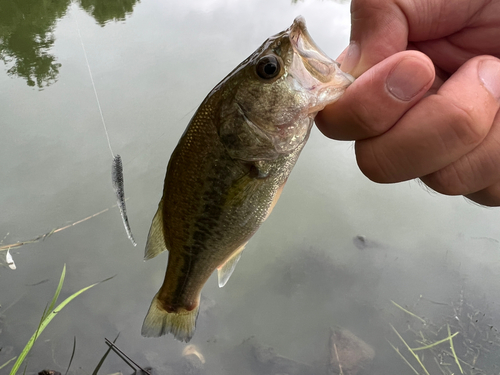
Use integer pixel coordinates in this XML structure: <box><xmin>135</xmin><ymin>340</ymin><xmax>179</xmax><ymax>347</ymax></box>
<box><xmin>0</xmin><ymin>0</ymin><xmax>70</xmax><ymax>88</ymax></box>
<box><xmin>78</xmin><ymin>0</ymin><xmax>138</xmax><ymax>27</ymax></box>
<box><xmin>0</xmin><ymin>0</ymin><xmax>139</xmax><ymax>89</ymax></box>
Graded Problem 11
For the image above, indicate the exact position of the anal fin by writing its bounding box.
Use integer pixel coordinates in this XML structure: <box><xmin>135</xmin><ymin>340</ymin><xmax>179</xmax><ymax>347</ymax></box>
<box><xmin>144</xmin><ymin>203</ymin><xmax>167</xmax><ymax>260</ymax></box>
<box><xmin>217</xmin><ymin>242</ymin><xmax>247</xmax><ymax>288</ymax></box>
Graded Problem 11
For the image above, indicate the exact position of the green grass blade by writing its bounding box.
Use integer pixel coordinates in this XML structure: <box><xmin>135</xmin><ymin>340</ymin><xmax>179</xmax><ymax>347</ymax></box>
<box><xmin>0</xmin><ymin>357</ymin><xmax>17</xmax><ymax>370</ymax></box>
<box><xmin>391</xmin><ymin>300</ymin><xmax>426</xmax><ymax>324</ymax></box>
<box><xmin>92</xmin><ymin>333</ymin><xmax>120</xmax><ymax>375</ymax></box>
<box><xmin>9</xmin><ymin>269</ymin><xmax>113</xmax><ymax>375</ymax></box>
<box><xmin>387</xmin><ymin>340</ymin><xmax>420</xmax><ymax>375</ymax></box>
<box><xmin>45</xmin><ymin>264</ymin><xmax>66</xmax><ymax>319</ymax></box>
<box><xmin>64</xmin><ymin>336</ymin><xmax>77</xmax><ymax>375</ymax></box>
<box><xmin>390</xmin><ymin>324</ymin><xmax>430</xmax><ymax>375</ymax></box>
<box><xmin>411</xmin><ymin>331</ymin><xmax>459</xmax><ymax>351</ymax></box>
<box><xmin>22</xmin><ymin>304</ymin><xmax>49</xmax><ymax>372</ymax></box>
<box><xmin>447</xmin><ymin>324</ymin><xmax>463</xmax><ymax>374</ymax></box>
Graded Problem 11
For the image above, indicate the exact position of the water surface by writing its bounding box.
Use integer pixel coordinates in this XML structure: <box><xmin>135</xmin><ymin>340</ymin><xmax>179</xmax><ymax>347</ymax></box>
<box><xmin>1</xmin><ymin>1</ymin><xmax>500</xmax><ymax>374</ymax></box>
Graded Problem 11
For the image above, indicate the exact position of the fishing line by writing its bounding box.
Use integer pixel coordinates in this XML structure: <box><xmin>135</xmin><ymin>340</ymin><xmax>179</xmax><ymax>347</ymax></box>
<box><xmin>74</xmin><ymin>8</ymin><xmax>136</xmax><ymax>246</ymax></box>
<box><xmin>74</xmin><ymin>12</ymin><xmax>114</xmax><ymax>159</ymax></box>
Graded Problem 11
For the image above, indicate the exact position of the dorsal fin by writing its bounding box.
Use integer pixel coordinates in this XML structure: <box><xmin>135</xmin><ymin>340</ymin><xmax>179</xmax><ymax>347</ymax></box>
<box><xmin>144</xmin><ymin>204</ymin><xmax>167</xmax><ymax>260</ymax></box>
<box><xmin>217</xmin><ymin>243</ymin><xmax>247</xmax><ymax>287</ymax></box>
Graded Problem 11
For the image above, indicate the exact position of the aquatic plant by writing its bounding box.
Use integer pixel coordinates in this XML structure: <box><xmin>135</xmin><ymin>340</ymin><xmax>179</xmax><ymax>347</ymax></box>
<box><xmin>389</xmin><ymin>294</ymin><xmax>500</xmax><ymax>375</ymax></box>
<box><xmin>5</xmin><ymin>264</ymin><xmax>112</xmax><ymax>375</ymax></box>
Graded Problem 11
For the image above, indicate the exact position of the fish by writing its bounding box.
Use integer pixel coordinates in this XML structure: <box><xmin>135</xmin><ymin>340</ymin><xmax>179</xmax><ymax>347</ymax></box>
<box><xmin>141</xmin><ymin>16</ymin><xmax>354</xmax><ymax>342</ymax></box>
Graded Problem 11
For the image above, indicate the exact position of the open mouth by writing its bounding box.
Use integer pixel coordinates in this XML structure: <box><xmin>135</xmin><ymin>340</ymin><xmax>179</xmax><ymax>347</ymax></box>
<box><xmin>288</xmin><ymin>16</ymin><xmax>354</xmax><ymax>85</ymax></box>
<box><xmin>288</xmin><ymin>17</ymin><xmax>338</xmax><ymax>82</ymax></box>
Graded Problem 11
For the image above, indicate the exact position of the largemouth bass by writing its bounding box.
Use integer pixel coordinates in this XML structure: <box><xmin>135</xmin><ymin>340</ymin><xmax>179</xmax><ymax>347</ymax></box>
<box><xmin>142</xmin><ymin>16</ymin><xmax>353</xmax><ymax>342</ymax></box>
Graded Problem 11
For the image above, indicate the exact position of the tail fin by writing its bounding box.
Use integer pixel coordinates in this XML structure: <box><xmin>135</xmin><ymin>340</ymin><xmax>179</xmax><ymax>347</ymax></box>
<box><xmin>141</xmin><ymin>293</ymin><xmax>199</xmax><ymax>342</ymax></box>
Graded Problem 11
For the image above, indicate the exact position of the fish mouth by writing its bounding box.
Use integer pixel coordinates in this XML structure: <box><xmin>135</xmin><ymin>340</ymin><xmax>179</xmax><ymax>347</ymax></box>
<box><xmin>287</xmin><ymin>16</ymin><xmax>354</xmax><ymax>110</ymax></box>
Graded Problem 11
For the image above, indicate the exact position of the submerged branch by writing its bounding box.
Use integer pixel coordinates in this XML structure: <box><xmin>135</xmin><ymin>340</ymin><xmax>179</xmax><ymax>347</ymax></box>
<box><xmin>105</xmin><ymin>338</ymin><xmax>151</xmax><ymax>375</ymax></box>
<box><xmin>0</xmin><ymin>201</ymin><xmax>126</xmax><ymax>252</ymax></box>
<box><xmin>391</xmin><ymin>300</ymin><xmax>427</xmax><ymax>324</ymax></box>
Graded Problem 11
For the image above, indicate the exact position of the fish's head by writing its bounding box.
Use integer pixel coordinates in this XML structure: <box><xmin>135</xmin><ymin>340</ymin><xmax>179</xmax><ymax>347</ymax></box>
<box><xmin>218</xmin><ymin>16</ymin><xmax>353</xmax><ymax>161</ymax></box>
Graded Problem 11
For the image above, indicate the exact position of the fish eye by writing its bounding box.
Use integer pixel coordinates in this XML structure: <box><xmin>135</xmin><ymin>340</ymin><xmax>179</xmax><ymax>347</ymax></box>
<box><xmin>256</xmin><ymin>55</ymin><xmax>281</xmax><ymax>80</ymax></box>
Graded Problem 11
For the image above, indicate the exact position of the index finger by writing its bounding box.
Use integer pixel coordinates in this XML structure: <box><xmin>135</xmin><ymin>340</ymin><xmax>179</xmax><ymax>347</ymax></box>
<box><xmin>344</xmin><ymin>0</ymin><xmax>492</xmax><ymax>76</ymax></box>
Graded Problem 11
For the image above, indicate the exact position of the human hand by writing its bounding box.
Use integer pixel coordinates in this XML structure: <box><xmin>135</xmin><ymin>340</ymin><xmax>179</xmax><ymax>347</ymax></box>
<box><xmin>316</xmin><ymin>0</ymin><xmax>500</xmax><ymax>206</ymax></box>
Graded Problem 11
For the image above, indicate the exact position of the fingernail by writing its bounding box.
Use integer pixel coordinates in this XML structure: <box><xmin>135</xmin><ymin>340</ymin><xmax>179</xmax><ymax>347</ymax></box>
<box><xmin>386</xmin><ymin>57</ymin><xmax>432</xmax><ymax>101</ymax></box>
<box><xmin>340</xmin><ymin>42</ymin><xmax>360</xmax><ymax>74</ymax></box>
<box><xmin>479</xmin><ymin>59</ymin><xmax>500</xmax><ymax>101</ymax></box>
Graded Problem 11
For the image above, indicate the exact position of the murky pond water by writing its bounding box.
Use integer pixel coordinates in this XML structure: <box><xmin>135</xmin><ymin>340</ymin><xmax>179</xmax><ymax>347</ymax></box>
<box><xmin>2</xmin><ymin>1</ymin><xmax>500</xmax><ymax>374</ymax></box>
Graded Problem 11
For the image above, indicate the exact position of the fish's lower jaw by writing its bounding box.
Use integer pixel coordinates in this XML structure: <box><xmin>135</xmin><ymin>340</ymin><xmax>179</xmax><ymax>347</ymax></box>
<box><xmin>308</xmin><ymin>76</ymin><xmax>353</xmax><ymax>114</ymax></box>
<box><xmin>141</xmin><ymin>292</ymin><xmax>200</xmax><ymax>342</ymax></box>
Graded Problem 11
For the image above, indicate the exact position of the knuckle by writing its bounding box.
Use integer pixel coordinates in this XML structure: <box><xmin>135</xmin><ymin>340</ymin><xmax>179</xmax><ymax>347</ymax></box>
<box><xmin>348</xmin><ymin>81</ymin><xmax>398</xmax><ymax>138</ymax></box>
<box><xmin>423</xmin><ymin>158</ymin><xmax>476</xmax><ymax>196</ymax></box>
<box><xmin>438</xmin><ymin>97</ymin><xmax>489</xmax><ymax>151</ymax></box>
<box><xmin>355</xmin><ymin>141</ymin><xmax>399</xmax><ymax>183</ymax></box>
<box><xmin>466</xmin><ymin>183</ymin><xmax>500</xmax><ymax>207</ymax></box>
<box><xmin>349</xmin><ymin>98</ymin><xmax>377</xmax><ymax>136</ymax></box>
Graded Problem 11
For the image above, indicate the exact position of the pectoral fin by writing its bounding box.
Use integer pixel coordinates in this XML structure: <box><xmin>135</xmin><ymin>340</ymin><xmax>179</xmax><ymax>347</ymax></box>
<box><xmin>144</xmin><ymin>204</ymin><xmax>167</xmax><ymax>260</ymax></box>
<box><xmin>263</xmin><ymin>181</ymin><xmax>286</xmax><ymax>221</ymax></box>
<box><xmin>217</xmin><ymin>242</ymin><xmax>247</xmax><ymax>288</ymax></box>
